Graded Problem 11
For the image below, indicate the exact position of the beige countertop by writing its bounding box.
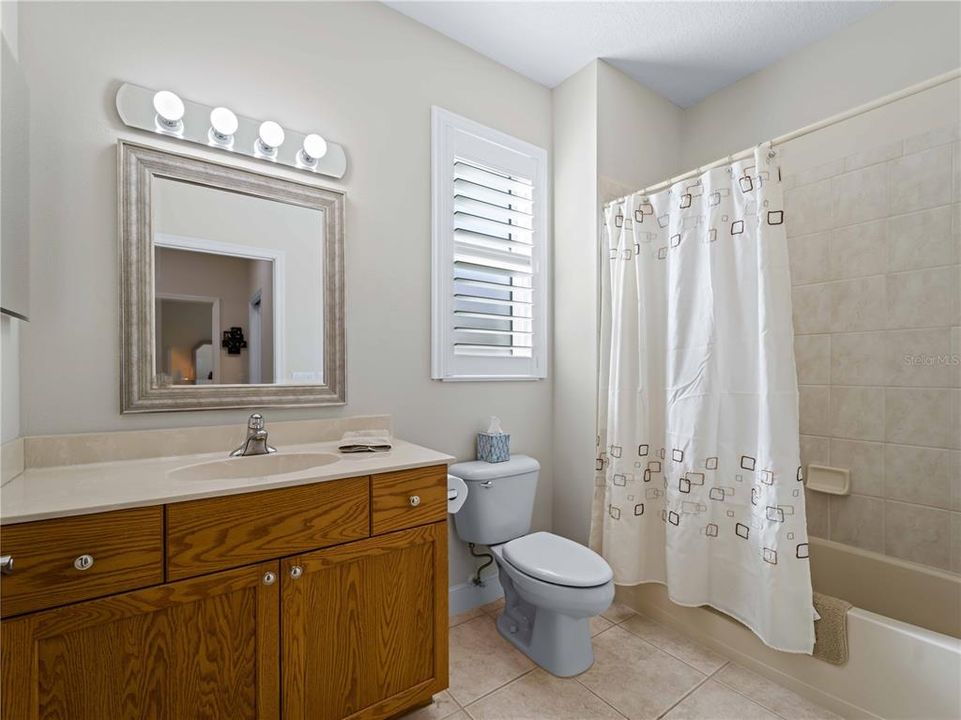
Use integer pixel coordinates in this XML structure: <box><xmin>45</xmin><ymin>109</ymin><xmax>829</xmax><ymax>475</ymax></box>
<box><xmin>0</xmin><ymin>439</ymin><xmax>454</xmax><ymax>525</ymax></box>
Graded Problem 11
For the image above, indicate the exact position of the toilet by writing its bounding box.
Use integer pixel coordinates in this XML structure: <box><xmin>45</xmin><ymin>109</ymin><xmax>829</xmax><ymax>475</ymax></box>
<box><xmin>449</xmin><ymin>456</ymin><xmax>614</xmax><ymax>677</ymax></box>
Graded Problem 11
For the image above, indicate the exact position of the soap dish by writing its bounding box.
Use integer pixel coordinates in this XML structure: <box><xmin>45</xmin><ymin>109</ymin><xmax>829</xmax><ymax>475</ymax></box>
<box><xmin>805</xmin><ymin>464</ymin><xmax>850</xmax><ymax>495</ymax></box>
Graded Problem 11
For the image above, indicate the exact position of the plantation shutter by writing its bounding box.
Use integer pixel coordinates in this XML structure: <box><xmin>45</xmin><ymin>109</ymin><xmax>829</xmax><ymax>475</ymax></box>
<box><xmin>431</xmin><ymin>107</ymin><xmax>547</xmax><ymax>381</ymax></box>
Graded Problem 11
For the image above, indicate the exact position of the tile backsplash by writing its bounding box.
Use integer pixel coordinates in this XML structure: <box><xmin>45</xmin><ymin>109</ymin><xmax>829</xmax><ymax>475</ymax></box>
<box><xmin>784</xmin><ymin>124</ymin><xmax>961</xmax><ymax>575</ymax></box>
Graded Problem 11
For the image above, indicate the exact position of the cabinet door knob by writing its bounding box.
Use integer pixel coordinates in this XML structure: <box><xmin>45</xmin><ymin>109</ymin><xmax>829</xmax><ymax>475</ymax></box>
<box><xmin>409</xmin><ymin>495</ymin><xmax>421</xmax><ymax>507</ymax></box>
<box><xmin>263</xmin><ymin>571</ymin><xmax>277</xmax><ymax>586</ymax></box>
<box><xmin>289</xmin><ymin>565</ymin><xmax>303</xmax><ymax>580</ymax></box>
<box><xmin>73</xmin><ymin>554</ymin><xmax>95</xmax><ymax>571</ymax></box>
<box><xmin>0</xmin><ymin>555</ymin><xmax>13</xmax><ymax>575</ymax></box>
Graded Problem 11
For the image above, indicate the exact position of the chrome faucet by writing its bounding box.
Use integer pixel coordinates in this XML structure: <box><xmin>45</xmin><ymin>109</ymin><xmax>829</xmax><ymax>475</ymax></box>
<box><xmin>230</xmin><ymin>413</ymin><xmax>277</xmax><ymax>457</ymax></box>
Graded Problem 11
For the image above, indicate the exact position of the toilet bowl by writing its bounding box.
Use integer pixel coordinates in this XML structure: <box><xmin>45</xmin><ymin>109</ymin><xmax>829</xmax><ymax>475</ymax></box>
<box><xmin>490</xmin><ymin>532</ymin><xmax>614</xmax><ymax>676</ymax></box>
<box><xmin>448</xmin><ymin>456</ymin><xmax>614</xmax><ymax>677</ymax></box>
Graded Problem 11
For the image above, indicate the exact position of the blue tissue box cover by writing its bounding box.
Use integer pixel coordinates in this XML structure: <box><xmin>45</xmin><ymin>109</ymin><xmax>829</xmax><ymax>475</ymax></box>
<box><xmin>477</xmin><ymin>432</ymin><xmax>510</xmax><ymax>463</ymax></box>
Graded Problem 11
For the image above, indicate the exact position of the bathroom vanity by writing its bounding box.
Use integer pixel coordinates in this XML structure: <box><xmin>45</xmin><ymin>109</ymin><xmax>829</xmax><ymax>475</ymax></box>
<box><xmin>0</xmin><ymin>439</ymin><xmax>452</xmax><ymax>720</ymax></box>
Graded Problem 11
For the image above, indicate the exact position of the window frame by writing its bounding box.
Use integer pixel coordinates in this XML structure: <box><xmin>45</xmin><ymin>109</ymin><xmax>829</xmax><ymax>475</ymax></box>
<box><xmin>430</xmin><ymin>106</ymin><xmax>549</xmax><ymax>382</ymax></box>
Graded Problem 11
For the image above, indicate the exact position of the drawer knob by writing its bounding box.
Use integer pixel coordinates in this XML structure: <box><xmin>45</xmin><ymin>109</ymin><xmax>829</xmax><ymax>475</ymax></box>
<box><xmin>0</xmin><ymin>555</ymin><xmax>13</xmax><ymax>575</ymax></box>
<box><xmin>263</xmin><ymin>571</ymin><xmax>277</xmax><ymax>586</ymax></box>
<box><xmin>289</xmin><ymin>565</ymin><xmax>303</xmax><ymax>580</ymax></box>
<box><xmin>409</xmin><ymin>495</ymin><xmax>421</xmax><ymax>507</ymax></box>
<box><xmin>73</xmin><ymin>554</ymin><xmax>95</xmax><ymax>571</ymax></box>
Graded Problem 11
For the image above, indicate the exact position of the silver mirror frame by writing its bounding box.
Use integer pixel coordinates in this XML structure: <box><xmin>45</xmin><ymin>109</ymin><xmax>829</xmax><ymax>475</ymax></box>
<box><xmin>119</xmin><ymin>140</ymin><xmax>346</xmax><ymax>413</ymax></box>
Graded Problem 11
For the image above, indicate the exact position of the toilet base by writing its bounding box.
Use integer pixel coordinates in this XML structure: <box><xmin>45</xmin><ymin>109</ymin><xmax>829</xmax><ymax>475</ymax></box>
<box><xmin>494</xmin><ymin>565</ymin><xmax>598</xmax><ymax>677</ymax></box>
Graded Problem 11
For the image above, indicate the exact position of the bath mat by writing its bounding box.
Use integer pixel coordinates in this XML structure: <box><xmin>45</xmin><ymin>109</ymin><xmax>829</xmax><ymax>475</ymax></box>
<box><xmin>812</xmin><ymin>592</ymin><xmax>852</xmax><ymax>665</ymax></box>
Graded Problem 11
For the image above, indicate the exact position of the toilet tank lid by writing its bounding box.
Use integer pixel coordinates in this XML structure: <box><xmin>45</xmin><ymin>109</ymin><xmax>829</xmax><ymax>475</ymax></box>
<box><xmin>449</xmin><ymin>455</ymin><xmax>539</xmax><ymax>482</ymax></box>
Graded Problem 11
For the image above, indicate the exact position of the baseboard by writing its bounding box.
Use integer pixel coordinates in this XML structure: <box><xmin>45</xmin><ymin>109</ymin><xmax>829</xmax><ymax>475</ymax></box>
<box><xmin>448</xmin><ymin>572</ymin><xmax>503</xmax><ymax>616</ymax></box>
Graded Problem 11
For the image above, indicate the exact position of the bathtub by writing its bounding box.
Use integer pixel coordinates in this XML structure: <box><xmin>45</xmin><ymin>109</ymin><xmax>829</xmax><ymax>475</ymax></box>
<box><xmin>617</xmin><ymin>537</ymin><xmax>961</xmax><ymax>719</ymax></box>
<box><xmin>810</xmin><ymin>537</ymin><xmax>960</xmax><ymax>640</ymax></box>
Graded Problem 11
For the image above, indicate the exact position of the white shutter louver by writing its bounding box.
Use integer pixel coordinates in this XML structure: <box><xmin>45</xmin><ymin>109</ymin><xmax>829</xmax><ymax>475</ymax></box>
<box><xmin>431</xmin><ymin>108</ymin><xmax>548</xmax><ymax>380</ymax></box>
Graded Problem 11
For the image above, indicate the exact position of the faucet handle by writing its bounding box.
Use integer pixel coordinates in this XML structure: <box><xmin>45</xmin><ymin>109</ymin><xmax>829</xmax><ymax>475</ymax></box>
<box><xmin>248</xmin><ymin>413</ymin><xmax>265</xmax><ymax>431</ymax></box>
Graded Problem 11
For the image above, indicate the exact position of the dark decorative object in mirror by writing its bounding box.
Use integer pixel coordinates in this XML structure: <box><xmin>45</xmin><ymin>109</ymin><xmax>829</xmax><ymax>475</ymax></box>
<box><xmin>221</xmin><ymin>327</ymin><xmax>248</xmax><ymax>355</ymax></box>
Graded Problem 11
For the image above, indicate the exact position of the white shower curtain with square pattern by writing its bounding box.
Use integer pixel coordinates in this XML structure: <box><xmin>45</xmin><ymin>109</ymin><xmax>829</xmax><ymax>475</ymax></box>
<box><xmin>592</xmin><ymin>145</ymin><xmax>816</xmax><ymax>653</ymax></box>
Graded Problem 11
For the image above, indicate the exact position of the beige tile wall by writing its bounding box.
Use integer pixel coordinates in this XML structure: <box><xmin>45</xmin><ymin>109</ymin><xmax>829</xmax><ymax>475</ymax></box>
<box><xmin>784</xmin><ymin>124</ymin><xmax>961</xmax><ymax>574</ymax></box>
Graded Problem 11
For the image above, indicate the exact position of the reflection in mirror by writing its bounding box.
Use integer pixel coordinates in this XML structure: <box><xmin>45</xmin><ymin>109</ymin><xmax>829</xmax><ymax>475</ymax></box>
<box><xmin>151</xmin><ymin>177</ymin><xmax>324</xmax><ymax>386</ymax></box>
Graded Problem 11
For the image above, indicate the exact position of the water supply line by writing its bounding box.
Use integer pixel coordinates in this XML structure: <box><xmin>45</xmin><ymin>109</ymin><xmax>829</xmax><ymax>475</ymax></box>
<box><xmin>468</xmin><ymin>543</ymin><xmax>494</xmax><ymax>586</ymax></box>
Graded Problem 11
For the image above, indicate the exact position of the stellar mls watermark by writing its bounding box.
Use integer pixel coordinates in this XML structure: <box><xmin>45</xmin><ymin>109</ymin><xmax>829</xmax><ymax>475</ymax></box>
<box><xmin>903</xmin><ymin>353</ymin><xmax>960</xmax><ymax>366</ymax></box>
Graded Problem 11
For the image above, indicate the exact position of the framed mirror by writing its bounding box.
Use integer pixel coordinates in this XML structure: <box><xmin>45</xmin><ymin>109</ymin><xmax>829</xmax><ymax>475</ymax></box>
<box><xmin>119</xmin><ymin>141</ymin><xmax>345</xmax><ymax>412</ymax></box>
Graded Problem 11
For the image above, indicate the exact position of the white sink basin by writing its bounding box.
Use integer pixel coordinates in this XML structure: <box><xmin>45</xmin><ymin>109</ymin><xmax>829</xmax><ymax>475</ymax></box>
<box><xmin>168</xmin><ymin>452</ymin><xmax>340</xmax><ymax>481</ymax></box>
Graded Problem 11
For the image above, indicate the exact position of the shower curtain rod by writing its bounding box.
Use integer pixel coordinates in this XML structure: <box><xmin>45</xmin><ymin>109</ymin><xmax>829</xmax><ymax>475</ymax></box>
<box><xmin>603</xmin><ymin>67</ymin><xmax>961</xmax><ymax>209</ymax></box>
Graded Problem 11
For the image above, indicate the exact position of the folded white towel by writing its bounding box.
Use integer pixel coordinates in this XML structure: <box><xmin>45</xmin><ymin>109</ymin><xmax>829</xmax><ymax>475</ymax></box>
<box><xmin>338</xmin><ymin>430</ymin><xmax>392</xmax><ymax>453</ymax></box>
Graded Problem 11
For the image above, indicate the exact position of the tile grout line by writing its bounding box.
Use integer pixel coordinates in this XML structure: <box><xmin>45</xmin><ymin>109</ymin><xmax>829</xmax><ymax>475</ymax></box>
<box><xmin>570</xmin><ymin>675</ymin><xmax>632</xmax><ymax>720</ymax></box>
<box><xmin>789</xmin><ymin>258</ymin><xmax>961</xmax><ymax>289</ymax></box>
<box><xmin>614</xmin><ymin>616</ymin><xmax>731</xmax><ymax>677</ymax></box>
<box><xmin>654</xmin><ymin>661</ymin><xmax>728</xmax><ymax>719</ymax></box>
<box><xmin>711</xmin><ymin>672</ymin><xmax>824</xmax><ymax>720</ymax></box>
<box><xmin>459</xmin><ymin>666</ymin><xmax>539</xmax><ymax>714</ymax></box>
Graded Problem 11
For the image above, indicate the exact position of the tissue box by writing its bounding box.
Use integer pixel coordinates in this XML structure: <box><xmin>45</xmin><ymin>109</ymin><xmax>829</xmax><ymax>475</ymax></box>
<box><xmin>477</xmin><ymin>432</ymin><xmax>510</xmax><ymax>463</ymax></box>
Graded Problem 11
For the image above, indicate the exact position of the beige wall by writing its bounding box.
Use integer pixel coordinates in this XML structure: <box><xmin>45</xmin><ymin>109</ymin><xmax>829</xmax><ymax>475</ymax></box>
<box><xmin>551</xmin><ymin>60</ymin><xmax>685</xmax><ymax>545</ymax></box>
<box><xmin>552</xmin><ymin>62</ymin><xmax>599</xmax><ymax>546</ymax></box>
<box><xmin>17</xmin><ymin>1</ymin><xmax>553</xmax><ymax>589</ymax></box>
<box><xmin>779</xmin><ymin>92</ymin><xmax>961</xmax><ymax>573</ymax></box>
<box><xmin>0</xmin><ymin>0</ymin><xmax>25</xmax><ymax>444</ymax></box>
<box><xmin>681</xmin><ymin>2</ymin><xmax>961</xmax><ymax>169</ymax></box>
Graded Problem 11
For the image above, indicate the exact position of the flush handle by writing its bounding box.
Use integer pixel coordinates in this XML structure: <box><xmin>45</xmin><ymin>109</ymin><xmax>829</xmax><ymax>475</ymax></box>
<box><xmin>481</xmin><ymin>481</ymin><xmax>493</xmax><ymax>489</ymax></box>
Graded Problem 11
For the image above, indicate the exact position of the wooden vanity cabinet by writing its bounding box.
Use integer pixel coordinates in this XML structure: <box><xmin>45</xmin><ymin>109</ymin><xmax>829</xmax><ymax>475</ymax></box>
<box><xmin>1</xmin><ymin>561</ymin><xmax>281</xmax><ymax>720</ymax></box>
<box><xmin>0</xmin><ymin>464</ymin><xmax>449</xmax><ymax>720</ymax></box>
<box><xmin>282</xmin><ymin>523</ymin><xmax>447</xmax><ymax>720</ymax></box>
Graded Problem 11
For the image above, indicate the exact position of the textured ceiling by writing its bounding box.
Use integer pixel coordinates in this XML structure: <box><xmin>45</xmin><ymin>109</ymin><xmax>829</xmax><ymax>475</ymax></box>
<box><xmin>386</xmin><ymin>1</ymin><xmax>882</xmax><ymax>107</ymax></box>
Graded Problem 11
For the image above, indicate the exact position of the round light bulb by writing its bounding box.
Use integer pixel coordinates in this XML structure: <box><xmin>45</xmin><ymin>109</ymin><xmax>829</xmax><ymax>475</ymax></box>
<box><xmin>153</xmin><ymin>90</ymin><xmax>184</xmax><ymax>130</ymax></box>
<box><xmin>301</xmin><ymin>133</ymin><xmax>328</xmax><ymax>164</ymax></box>
<box><xmin>257</xmin><ymin>120</ymin><xmax>285</xmax><ymax>154</ymax></box>
<box><xmin>209</xmin><ymin>107</ymin><xmax>238</xmax><ymax>144</ymax></box>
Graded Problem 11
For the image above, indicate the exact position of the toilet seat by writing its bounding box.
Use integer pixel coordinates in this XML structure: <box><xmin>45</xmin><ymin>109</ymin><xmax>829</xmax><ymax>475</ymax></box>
<box><xmin>502</xmin><ymin>532</ymin><xmax>613</xmax><ymax>588</ymax></box>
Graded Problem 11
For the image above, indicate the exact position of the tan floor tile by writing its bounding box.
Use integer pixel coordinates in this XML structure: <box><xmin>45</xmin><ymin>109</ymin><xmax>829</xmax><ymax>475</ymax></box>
<box><xmin>448</xmin><ymin>614</ymin><xmax>534</xmax><ymax>706</ymax></box>
<box><xmin>480</xmin><ymin>597</ymin><xmax>506</xmax><ymax>615</ymax></box>
<box><xmin>619</xmin><ymin>613</ymin><xmax>727</xmax><ymax>674</ymax></box>
<box><xmin>578</xmin><ymin>626</ymin><xmax>705</xmax><ymax>719</ymax></box>
<box><xmin>716</xmin><ymin>664</ymin><xmax>842</xmax><ymax>720</ymax></box>
<box><xmin>590</xmin><ymin>615</ymin><xmax>615</xmax><ymax>636</ymax></box>
<box><xmin>450</xmin><ymin>608</ymin><xmax>485</xmax><ymax>628</ymax></box>
<box><xmin>397</xmin><ymin>691</ymin><xmax>462</xmax><ymax>720</ymax></box>
<box><xmin>465</xmin><ymin>668</ymin><xmax>625</xmax><ymax>720</ymax></box>
<box><xmin>600</xmin><ymin>602</ymin><xmax>638</xmax><ymax>623</ymax></box>
<box><xmin>662</xmin><ymin>680</ymin><xmax>778</xmax><ymax>720</ymax></box>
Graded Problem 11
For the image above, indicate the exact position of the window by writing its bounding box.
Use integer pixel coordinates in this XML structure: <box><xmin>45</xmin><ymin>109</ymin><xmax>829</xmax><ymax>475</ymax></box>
<box><xmin>431</xmin><ymin>107</ymin><xmax>548</xmax><ymax>381</ymax></box>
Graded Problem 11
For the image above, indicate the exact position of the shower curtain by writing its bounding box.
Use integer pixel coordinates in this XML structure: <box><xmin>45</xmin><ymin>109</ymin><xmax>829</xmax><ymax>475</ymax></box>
<box><xmin>592</xmin><ymin>145</ymin><xmax>815</xmax><ymax>653</ymax></box>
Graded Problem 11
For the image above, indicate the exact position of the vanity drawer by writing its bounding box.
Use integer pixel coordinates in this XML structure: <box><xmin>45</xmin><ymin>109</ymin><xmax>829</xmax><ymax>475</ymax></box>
<box><xmin>371</xmin><ymin>464</ymin><xmax>448</xmax><ymax>535</ymax></box>
<box><xmin>165</xmin><ymin>476</ymin><xmax>370</xmax><ymax>581</ymax></box>
<box><xmin>0</xmin><ymin>506</ymin><xmax>164</xmax><ymax>618</ymax></box>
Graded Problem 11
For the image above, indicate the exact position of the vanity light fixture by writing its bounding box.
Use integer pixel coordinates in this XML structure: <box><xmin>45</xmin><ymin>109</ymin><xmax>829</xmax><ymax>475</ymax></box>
<box><xmin>257</xmin><ymin>120</ymin><xmax>285</xmax><ymax>157</ymax></box>
<box><xmin>153</xmin><ymin>90</ymin><xmax>185</xmax><ymax>133</ymax></box>
<box><xmin>209</xmin><ymin>106</ymin><xmax>239</xmax><ymax>147</ymax></box>
<box><xmin>300</xmin><ymin>133</ymin><xmax>328</xmax><ymax>166</ymax></box>
<box><xmin>116</xmin><ymin>82</ymin><xmax>348</xmax><ymax>179</ymax></box>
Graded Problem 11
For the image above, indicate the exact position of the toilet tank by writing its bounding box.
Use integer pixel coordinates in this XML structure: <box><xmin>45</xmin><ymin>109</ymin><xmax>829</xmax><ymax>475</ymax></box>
<box><xmin>450</xmin><ymin>455</ymin><xmax>540</xmax><ymax>546</ymax></box>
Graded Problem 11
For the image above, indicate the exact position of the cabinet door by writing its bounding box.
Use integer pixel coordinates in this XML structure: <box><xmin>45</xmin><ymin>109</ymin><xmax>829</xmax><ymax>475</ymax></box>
<box><xmin>1</xmin><ymin>560</ymin><xmax>280</xmax><ymax>720</ymax></box>
<box><xmin>282</xmin><ymin>522</ymin><xmax>448</xmax><ymax>720</ymax></box>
